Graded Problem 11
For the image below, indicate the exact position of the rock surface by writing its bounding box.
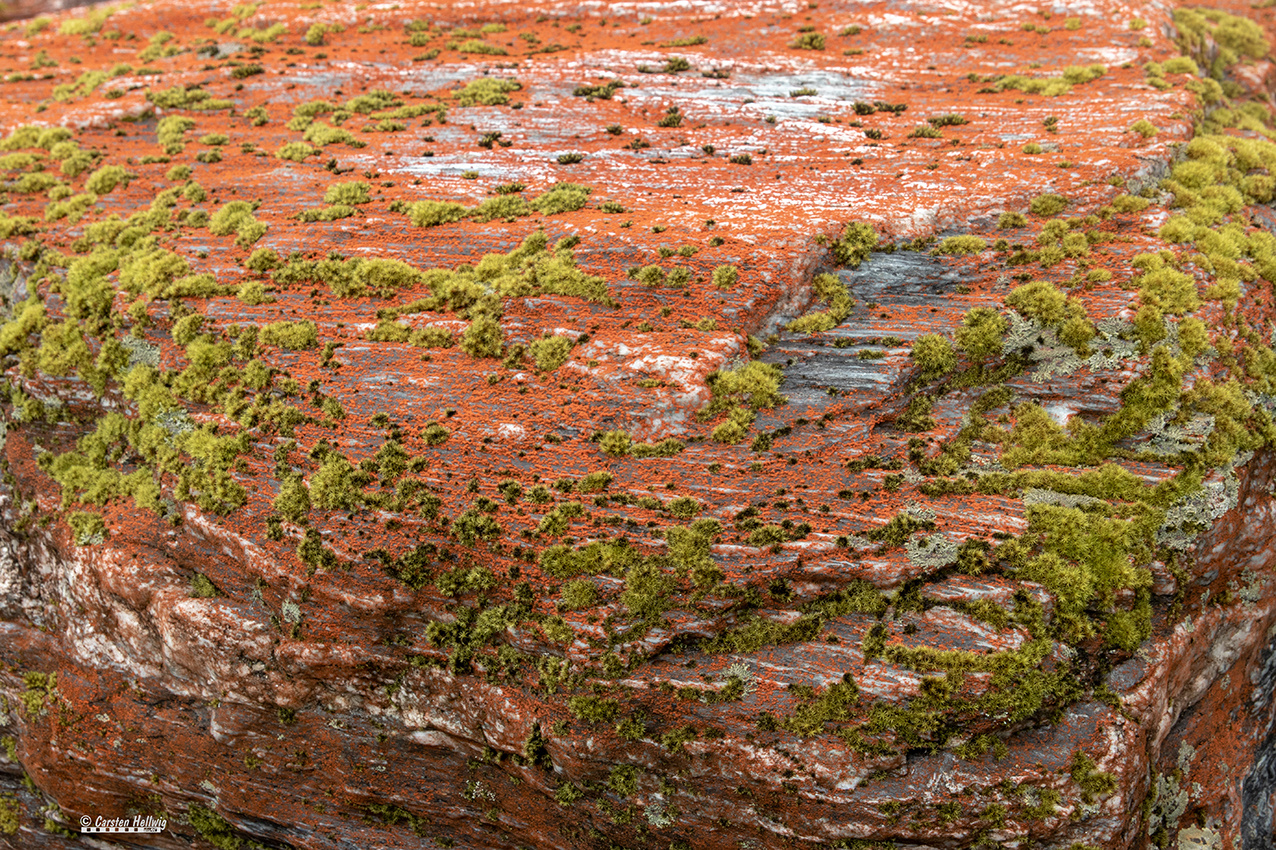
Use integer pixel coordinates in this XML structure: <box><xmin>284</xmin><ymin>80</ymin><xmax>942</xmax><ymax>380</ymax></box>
<box><xmin>0</xmin><ymin>0</ymin><xmax>1271</xmax><ymax>848</ymax></box>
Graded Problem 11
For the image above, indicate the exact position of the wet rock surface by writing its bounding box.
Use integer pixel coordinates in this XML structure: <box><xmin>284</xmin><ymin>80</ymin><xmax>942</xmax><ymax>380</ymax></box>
<box><xmin>0</xmin><ymin>0</ymin><xmax>1271</xmax><ymax>849</ymax></box>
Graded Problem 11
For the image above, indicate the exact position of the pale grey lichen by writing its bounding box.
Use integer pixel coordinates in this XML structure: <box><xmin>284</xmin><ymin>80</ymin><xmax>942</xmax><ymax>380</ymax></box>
<box><xmin>1157</xmin><ymin>466</ymin><xmax>1240</xmax><ymax>550</ymax></box>
<box><xmin>1142</xmin><ymin>411</ymin><xmax>1215</xmax><ymax>456</ymax></box>
<box><xmin>73</xmin><ymin>524</ymin><xmax>105</xmax><ymax>547</ymax></box>
<box><xmin>1001</xmin><ymin>314</ymin><xmax>1139</xmax><ymax>382</ymax></box>
<box><xmin>904</xmin><ymin>502</ymin><xmax>937</xmax><ymax>523</ymax></box>
<box><xmin>120</xmin><ymin>334</ymin><xmax>160</xmax><ymax>369</ymax></box>
<box><xmin>1023</xmin><ymin>488</ymin><xmax>1106</xmax><ymax>510</ymax></box>
<box><xmin>153</xmin><ymin>408</ymin><xmax>195</xmax><ymax>441</ymax></box>
<box><xmin>281</xmin><ymin>601</ymin><xmax>302</xmax><ymax>624</ymax></box>
<box><xmin>1146</xmin><ymin>742</ymin><xmax>1195</xmax><ymax>838</ymax></box>
<box><xmin>644</xmin><ymin>802</ymin><xmax>676</xmax><ymax>828</ymax></box>
<box><xmin>1235</xmin><ymin>569</ymin><xmax>1262</xmax><ymax>605</ymax></box>
<box><xmin>905</xmin><ymin>533</ymin><xmax>958</xmax><ymax>568</ymax></box>
<box><xmin>723</xmin><ymin>662</ymin><xmax>757</xmax><ymax>695</ymax></box>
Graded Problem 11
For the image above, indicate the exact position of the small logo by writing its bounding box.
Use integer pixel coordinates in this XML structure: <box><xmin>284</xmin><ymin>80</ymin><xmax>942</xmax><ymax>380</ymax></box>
<box><xmin>79</xmin><ymin>814</ymin><xmax>167</xmax><ymax>834</ymax></box>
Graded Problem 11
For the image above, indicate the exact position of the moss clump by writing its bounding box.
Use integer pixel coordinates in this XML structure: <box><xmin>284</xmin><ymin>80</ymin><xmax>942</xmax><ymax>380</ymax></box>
<box><xmin>955</xmin><ymin>307</ymin><xmax>1008</xmax><ymax>359</ymax></box>
<box><xmin>560</xmin><ymin>579</ymin><xmax>598</xmax><ymax>609</ymax></box>
<box><xmin>460</xmin><ymin>315</ymin><xmax>504</xmax><ymax>358</ymax></box>
<box><xmin>453</xmin><ymin>77</ymin><xmax>521</xmax><ymax>106</ymax></box>
<box><xmin>568</xmin><ymin>695</ymin><xmax>619</xmax><ymax>722</ymax></box>
<box><xmin>578</xmin><ymin>471</ymin><xmax>613</xmax><ymax>493</ymax></box>
<box><xmin>0</xmin><ymin>795</ymin><xmax>18</xmax><ymax>835</ymax></box>
<box><xmin>208</xmin><ymin>201</ymin><xmax>267</xmax><ymax>247</ymax></box>
<box><xmin>244</xmin><ymin>248</ymin><xmax>280</xmax><ymax>272</ymax></box>
<box><xmin>67</xmin><ymin>511</ymin><xmax>106</xmax><ymax>545</ymax></box>
<box><xmin>456</xmin><ymin>39</ymin><xmax>507</xmax><ymax>55</ymax></box>
<box><xmin>146</xmin><ymin>85</ymin><xmax>233</xmax><ymax>111</ymax></box>
<box><xmin>529</xmin><ymin>183</ymin><xmax>590</xmax><ymax>215</ymax></box>
<box><xmin>408</xmin><ymin>200</ymin><xmax>469</xmax><ymax>227</ymax></box>
<box><xmin>1175</xmin><ymin>7</ymin><xmax>1268</xmax><ymax>77</ymax></box>
<box><xmin>295</xmin><ymin>205</ymin><xmax>356</xmax><ymax>222</ymax></box>
<box><xmin>600</xmin><ymin>429</ymin><xmax>632</xmax><ymax>456</ymax></box>
<box><xmin>911</xmin><ymin>334</ymin><xmax>956</xmax><ymax>379</ymax></box>
<box><xmin>273</xmin><ymin>475</ymin><xmax>310</xmax><ymax>523</ymax></box>
<box><xmin>303</xmin><ymin>122</ymin><xmax>364</xmax><ymax>147</ymax></box>
<box><xmin>706</xmin><ymin>361</ymin><xmax>785</xmax><ymax>414</ymax></box>
<box><xmin>711</xmin><ymin>405</ymin><xmax>755</xmax><ymax>444</ymax></box>
<box><xmin>784</xmin><ymin>675</ymin><xmax>859</xmax><ymax>736</ymax></box>
<box><xmin>1129</xmin><ymin>118</ymin><xmax>1158</xmax><ymax>138</ymax></box>
<box><xmin>1070</xmin><ymin>750</ymin><xmax>1118</xmax><ymax>803</ymax></box>
<box><xmin>308</xmin><ymin>453</ymin><xmax>362</xmax><ymax>511</ymax></box>
<box><xmin>933</xmin><ymin>235</ymin><xmax>987</xmax><ymax>255</ymax></box>
<box><xmin>667</xmin><ymin>496</ymin><xmax>700</xmax><ymax>519</ymax></box>
<box><xmin>260</xmin><ymin>321</ymin><xmax>318</xmax><ymax>350</ymax></box>
<box><xmin>1029</xmin><ymin>193</ymin><xmax>1068</xmax><ymax>217</ymax></box>
<box><xmin>621</xmin><ymin>560</ymin><xmax>675</xmax><ymax>619</ymax></box>
<box><xmin>84</xmin><ymin>165</ymin><xmax>128</xmax><ymax>194</ymax></box>
<box><xmin>1005</xmin><ymin>280</ymin><xmax>1071</xmax><ymax>324</ymax></box>
<box><xmin>712</xmin><ymin>264</ymin><xmax>739</xmax><ymax>289</ymax></box>
<box><xmin>189</xmin><ymin>572</ymin><xmax>219</xmax><ymax>598</ymax></box>
<box><xmin>529</xmin><ymin>335</ymin><xmax>573</xmax><ymax>371</ymax></box>
<box><xmin>832</xmin><ymin>221</ymin><xmax>878</xmax><ymax>266</ymax></box>
<box><xmin>789</xmin><ymin>32</ymin><xmax>826</xmax><ymax>50</ymax></box>
<box><xmin>275</xmin><ymin>141</ymin><xmax>318</xmax><ymax>161</ymax></box>
<box><xmin>788</xmin><ymin>272</ymin><xmax>854</xmax><ymax>333</ymax></box>
<box><xmin>187</xmin><ymin>803</ymin><xmax>243</xmax><ymax>850</ymax></box>
<box><xmin>324</xmin><ymin>181</ymin><xmax>371</xmax><ymax>205</ymax></box>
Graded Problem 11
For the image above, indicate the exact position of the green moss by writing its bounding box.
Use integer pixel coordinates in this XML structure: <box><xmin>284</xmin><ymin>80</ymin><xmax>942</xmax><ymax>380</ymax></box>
<box><xmin>67</xmin><ymin>510</ymin><xmax>106</xmax><ymax>545</ymax></box>
<box><xmin>60</xmin><ymin>7</ymin><xmax>112</xmax><ymax>35</ymax></box>
<box><xmin>453</xmin><ymin>77</ymin><xmax>521</xmax><ymax>106</ymax></box>
<box><xmin>324</xmin><ymin>181</ymin><xmax>371</xmax><ymax>205</ymax></box>
<box><xmin>460</xmin><ymin>315</ymin><xmax>504</xmax><ymax>358</ymax></box>
<box><xmin>932</xmin><ymin>235</ymin><xmax>987</xmax><ymax>255</ymax></box>
<box><xmin>560</xmin><ymin>578</ymin><xmax>598</xmax><ymax>609</ymax></box>
<box><xmin>578</xmin><ymin>471</ymin><xmax>613</xmax><ymax>493</ymax></box>
<box><xmin>189</xmin><ymin>572</ymin><xmax>219</xmax><ymax>598</ymax></box>
<box><xmin>187</xmin><ymin>803</ymin><xmax>243</xmax><ymax>850</ymax></box>
<box><xmin>910</xmin><ymin>334</ymin><xmax>956</xmax><ymax>379</ymax></box>
<box><xmin>275</xmin><ymin>141</ymin><xmax>318</xmax><ymax>161</ymax></box>
<box><xmin>456</xmin><ymin>38</ymin><xmax>507</xmax><ymax>55</ymax></box>
<box><xmin>0</xmin><ymin>795</ymin><xmax>18</xmax><ymax>835</ymax></box>
<box><xmin>631</xmin><ymin>438</ymin><xmax>685</xmax><ymax>457</ymax></box>
<box><xmin>408</xmin><ymin>200</ymin><xmax>468</xmax><ymax>227</ymax></box>
<box><xmin>568</xmin><ymin>695</ymin><xmax>619</xmax><ymax>723</ymax></box>
<box><xmin>783</xmin><ymin>675</ymin><xmax>859</xmax><ymax>736</ymax></box>
<box><xmin>1029</xmin><ymin>193</ymin><xmax>1068</xmax><ymax>216</ymax></box>
<box><xmin>711</xmin><ymin>405</ymin><xmax>755</xmax><ymax>444</ymax></box>
<box><xmin>712</xmin><ymin>264</ymin><xmax>739</xmax><ymax>289</ymax></box>
<box><xmin>599</xmin><ymin>429</ymin><xmax>632</xmax><ymax>456</ymax></box>
<box><xmin>295</xmin><ymin>205</ymin><xmax>357</xmax><ymax>222</ymax></box>
<box><xmin>529</xmin><ymin>334</ymin><xmax>573</xmax><ymax>371</ymax></box>
<box><xmin>789</xmin><ymin>32</ymin><xmax>826</xmax><ymax>50</ymax></box>
<box><xmin>706</xmin><ymin>361</ymin><xmax>784</xmax><ymax>413</ymax></box>
<box><xmin>84</xmin><ymin>164</ymin><xmax>128</xmax><ymax>194</ymax></box>
<box><xmin>530</xmin><ymin>183</ymin><xmax>591</xmax><ymax>215</ymax></box>
<box><xmin>260</xmin><ymin>321</ymin><xmax>317</xmax><ymax>350</ymax></box>
<box><xmin>831</xmin><ymin>221</ymin><xmax>878</xmax><ymax>266</ymax></box>
<box><xmin>621</xmin><ymin>560</ymin><xmax>675</xmax><ymax>619</ymax></box>
<box><xmin>667</xmin><ymin>496</ymin><xmax>699</xmax><ymax>519</ymax></box>
<box><xmin>1175</xmin><ymin>7</ymin><xmax>1268</xmax><ymax>77</ymax></box>
<box><xmin>954</xmin><ymin>307</ymin><xmax>1008</xmax><ymax>359</ymax></box>
<box><xmin>1070</xmin><ymin>750</ymin><xmax>1117</xmax><ymax>802</ymax></box>
<box><xmin>208</xmin><ymin>201</ymin><xmax>267</xmax><ymax>247</ymax></box>
<box><xmin>273</xmin><ymin>475</ymin><xmax>310</xmax><ymax>523</ymax></box>
<box><xmin>147</xmin><ymin>85</ymin><xmax>232</xmax><ymax>111</ymax></box>
<box><xmin>452</xmin><ymin>507</ymin><xmax>503</xmax><ymax>546</ymax></box>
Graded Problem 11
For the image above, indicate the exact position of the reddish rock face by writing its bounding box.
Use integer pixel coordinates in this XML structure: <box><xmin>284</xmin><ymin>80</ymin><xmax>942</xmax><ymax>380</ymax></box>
<box><xmin>0</xmin><ymin>0</ymin><xmax>1273</xmax><ymax>848</ymax></box>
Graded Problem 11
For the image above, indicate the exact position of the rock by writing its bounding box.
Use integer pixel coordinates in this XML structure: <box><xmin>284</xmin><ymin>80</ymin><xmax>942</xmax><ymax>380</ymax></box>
<box><xmin>0</xmin><ymin>0</ymin><xmax>1271</xmax><ymax>848</ymax></box>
